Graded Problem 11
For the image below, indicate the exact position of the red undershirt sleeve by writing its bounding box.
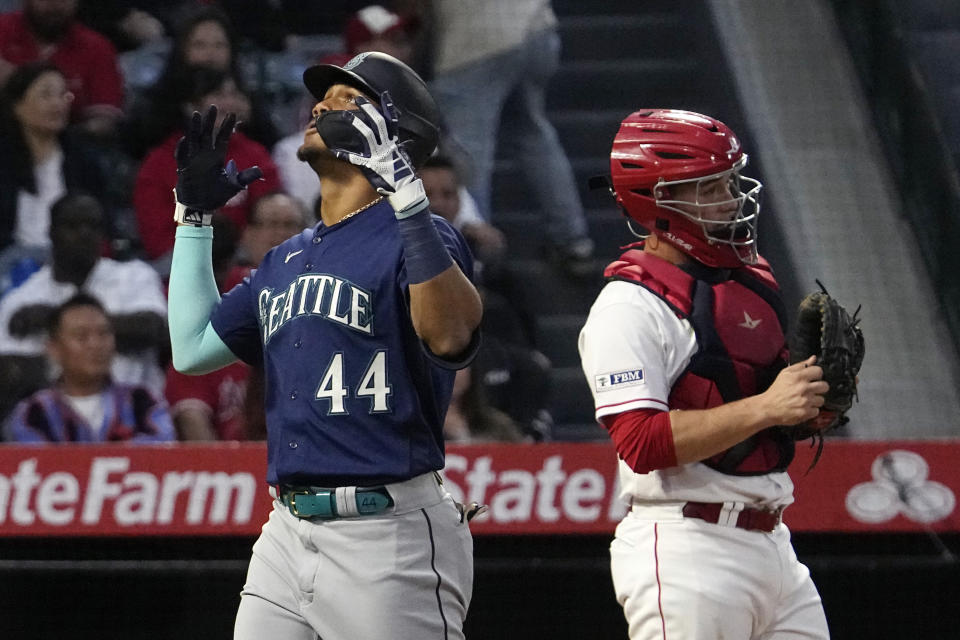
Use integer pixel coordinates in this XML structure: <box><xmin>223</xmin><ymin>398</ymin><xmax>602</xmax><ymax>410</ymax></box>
<box><xmin>602</xmin><ymin>408</ymin><xmax>678</xmax><ymax>473</ymax></box>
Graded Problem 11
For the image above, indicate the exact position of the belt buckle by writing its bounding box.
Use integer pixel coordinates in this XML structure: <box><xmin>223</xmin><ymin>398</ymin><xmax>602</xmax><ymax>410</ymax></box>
<box><xmin>745</xmin><ymin>506</ymin><xmax>782</xmax><ymax>532</ymax></box>
<box><xmin>287</xmin><ymin>490</ymin><xmax>312</xmax><ymax>517</ymax></box>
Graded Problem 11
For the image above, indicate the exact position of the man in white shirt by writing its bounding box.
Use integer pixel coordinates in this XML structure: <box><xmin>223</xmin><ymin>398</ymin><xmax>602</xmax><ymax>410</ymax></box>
<box><xmin>0</xmin><ymin>193</ymin><xmax>168</xmax><ymax>419</ymax></box>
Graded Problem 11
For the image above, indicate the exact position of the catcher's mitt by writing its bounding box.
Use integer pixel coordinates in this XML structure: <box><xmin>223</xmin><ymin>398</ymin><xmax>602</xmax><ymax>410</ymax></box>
<box><xmin>787</xmin><ymin>281</ymin><xmax>865</xmax><ymax>461</ymax></box>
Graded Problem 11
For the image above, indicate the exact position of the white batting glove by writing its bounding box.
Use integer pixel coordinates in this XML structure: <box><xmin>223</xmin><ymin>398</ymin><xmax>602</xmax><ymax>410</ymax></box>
<box><xmin>324</xmin><ymin>92</ymin><xmax>428</xmax><ymax>218</ymax></box>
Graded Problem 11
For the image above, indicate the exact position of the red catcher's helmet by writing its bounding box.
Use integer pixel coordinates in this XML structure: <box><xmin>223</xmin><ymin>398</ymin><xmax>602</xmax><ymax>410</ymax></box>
<box><xmin>610</xmin><ymin>109</ymin><xmax>763</xmax><ymax>268</ymax></box>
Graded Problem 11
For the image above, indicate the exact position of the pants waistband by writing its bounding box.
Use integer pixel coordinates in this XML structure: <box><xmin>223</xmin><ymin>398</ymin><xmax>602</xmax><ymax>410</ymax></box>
<box><xmin>272</xmin><ymin>471</ymin><xmax>444</xmax><ymax>520</ymax></box>
<box><xmin>631</xmin><ymin>501</ymin><xmax>783</xmax><ymax>533</ymax></box>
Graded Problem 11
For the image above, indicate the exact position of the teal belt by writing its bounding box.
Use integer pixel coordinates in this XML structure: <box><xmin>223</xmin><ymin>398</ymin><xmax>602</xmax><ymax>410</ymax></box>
<box><xmin>278</xmin><ymin>485</ymin><xmax>394</xmax><ymax>519</ymax></box>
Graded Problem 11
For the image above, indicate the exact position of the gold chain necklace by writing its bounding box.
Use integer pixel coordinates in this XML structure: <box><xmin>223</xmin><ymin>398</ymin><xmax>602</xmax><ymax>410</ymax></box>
<box><xmin>338</xmin><ymin>196</ymin><xmax>384</xmax><ymax>223</ymax></box>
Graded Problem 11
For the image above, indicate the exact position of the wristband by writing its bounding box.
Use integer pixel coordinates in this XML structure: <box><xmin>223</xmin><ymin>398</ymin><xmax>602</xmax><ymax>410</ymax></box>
<box><xmin>398</xmin><ymin>208</ymin><xmax>454</xmax><ymax>284</ymax></box>
<box><xmin>388</xmin><ymin>179</ymin><xmax>429</xmax><ymax>218</ymax></box>
<box><xmin>173</xmin><ymin>188</ymin><xmax>213</xmax><ymax>227</ymax></box>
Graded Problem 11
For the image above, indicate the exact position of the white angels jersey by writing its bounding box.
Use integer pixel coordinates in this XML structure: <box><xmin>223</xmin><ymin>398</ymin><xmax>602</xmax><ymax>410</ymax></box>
<box><xmin>579</xmin><ymin>279</ymin><xmax>794</xmax><ymax>510</ymax></box>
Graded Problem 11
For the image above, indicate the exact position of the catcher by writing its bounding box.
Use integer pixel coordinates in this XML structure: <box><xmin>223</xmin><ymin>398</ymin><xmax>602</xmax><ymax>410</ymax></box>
<box><xmin>579</xmin><ymin>109</ymin><xmax>864</xmax><ymax>640</ymax></box>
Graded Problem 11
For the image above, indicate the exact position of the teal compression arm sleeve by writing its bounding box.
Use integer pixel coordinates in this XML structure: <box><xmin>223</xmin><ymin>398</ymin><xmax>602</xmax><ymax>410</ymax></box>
<box><xmin>168</xmin><ymin>225</ymin><xmax>238</xmax><ymax>374</ymax></box>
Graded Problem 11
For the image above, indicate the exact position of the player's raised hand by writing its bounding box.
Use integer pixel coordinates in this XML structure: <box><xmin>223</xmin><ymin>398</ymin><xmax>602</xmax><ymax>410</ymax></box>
<box><xmin>324</xmin><ymin>91</ymin><xmax>428</xmax><ymax>217</ymax></box>
<box><xmin>174</xmin><ymin>105</ymin><xmax>262</xmax><ymax>224</ymax></box>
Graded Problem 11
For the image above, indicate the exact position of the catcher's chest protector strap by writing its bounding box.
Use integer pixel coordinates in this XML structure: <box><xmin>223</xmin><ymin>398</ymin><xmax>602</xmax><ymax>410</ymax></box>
<box><xmin>605</xmin><ymin>250</ymin><xmax>794</xmax><ymax>475</ymax></box>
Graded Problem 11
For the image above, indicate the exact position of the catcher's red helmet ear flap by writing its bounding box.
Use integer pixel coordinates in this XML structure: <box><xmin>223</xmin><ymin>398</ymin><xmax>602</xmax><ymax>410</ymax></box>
<box><xmin>609</xmin><ymin>109</ymin><xmax>763</xmax><ymax>268</ymax></box>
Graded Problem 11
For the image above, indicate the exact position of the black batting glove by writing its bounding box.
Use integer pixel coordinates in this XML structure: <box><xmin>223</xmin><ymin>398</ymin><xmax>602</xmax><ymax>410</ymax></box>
<box><xmin>174</xmin><ymin>105</ymin><xmax>262</xmax><ymax>225</ymax></box>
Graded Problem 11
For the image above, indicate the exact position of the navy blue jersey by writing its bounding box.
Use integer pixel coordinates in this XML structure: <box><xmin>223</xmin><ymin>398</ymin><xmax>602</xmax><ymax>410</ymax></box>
<box><xmin>210</xmin><ymin>200</ymin><xmax>477</xmax><ymax>486</ymax></box>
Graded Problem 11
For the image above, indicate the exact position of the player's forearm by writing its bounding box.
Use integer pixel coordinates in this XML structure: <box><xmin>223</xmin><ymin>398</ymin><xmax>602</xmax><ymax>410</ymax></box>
<box><xmin>409</xmin><ymin>266</ymin><xmax>482</xmax><ymax>358</ymax></box>
<box><xmin>168</xmin><ymin>226</ymin><xmax>237</xmax><ymax>374</ymax></box>
<box><xmin>671</xmin><ymin>356</ymin><xmax>828</xmax><ymax>463</ymax></box>
<box><xmin>669</xmin><ymin>395</ymin><xmax>777</xmax><ymax>465</ymax></box>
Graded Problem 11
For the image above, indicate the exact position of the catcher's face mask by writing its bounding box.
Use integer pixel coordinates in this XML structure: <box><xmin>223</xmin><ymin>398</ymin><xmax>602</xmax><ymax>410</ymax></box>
<box><xmin>652</xmin><ymin>156</ymin><xmax>762</xmax><ymax>266</ymax></box>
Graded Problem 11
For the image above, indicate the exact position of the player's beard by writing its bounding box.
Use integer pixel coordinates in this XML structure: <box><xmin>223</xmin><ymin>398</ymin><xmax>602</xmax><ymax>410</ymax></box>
<box><xmin>296</xmin><ymin>143</ymin><xmax>323</xmax><ymax>164</ymax></box>
<box><xmin>297</xmin><ymin>142</ymin><xmax>340</xmax><ymax>176</ymax></box>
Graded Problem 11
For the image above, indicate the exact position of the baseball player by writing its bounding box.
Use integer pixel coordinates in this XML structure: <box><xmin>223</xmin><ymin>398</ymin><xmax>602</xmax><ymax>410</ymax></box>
<box><xmin>167</xmin><ymin>52</ymin><xmax>482</xmax><ymax>640</ymax></box>
<box><xmin>578</xmin><ymin>110</ymin><xmax>831</xmax><ymax>639</ymax></box>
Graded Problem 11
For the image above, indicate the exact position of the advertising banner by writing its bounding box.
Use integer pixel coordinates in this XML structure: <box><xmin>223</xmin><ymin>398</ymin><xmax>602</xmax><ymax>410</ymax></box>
<box><xmin>0</xmin><ymin>440</ymin><xmax>956</xmax><ymax>536</ymax></box>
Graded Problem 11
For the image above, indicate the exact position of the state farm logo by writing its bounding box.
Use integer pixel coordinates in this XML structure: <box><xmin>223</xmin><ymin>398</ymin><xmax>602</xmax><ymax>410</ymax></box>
<box><xmin>845</xmin><ymin>450</ymin><xmax>955</xmax><ymax>524</ymax></box>
<box><xmin>442</xmin><ymin>454</ymin><xmax>625</xmax><ymax>524</ymax></box>
<box><xmin>0</xmin><ymin>457</ymin><xmax>257</xmax><ymax>528</ymax></box>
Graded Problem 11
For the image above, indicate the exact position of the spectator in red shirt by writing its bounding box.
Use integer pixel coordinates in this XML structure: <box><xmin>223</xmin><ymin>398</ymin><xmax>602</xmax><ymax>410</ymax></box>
<box><xmin>165</xmin><ymin>360</ymin><xmax>249</xmax><ymax>440</ymax></box>
<box><xmin>133</xmin><ymin>66</ymin><xmax>281</xmax><ymax>272</ymax></box>
<box><xmin>0</xmin><ymin>0</ymin><xmax>125</xmax><ymax>138</ymax></box>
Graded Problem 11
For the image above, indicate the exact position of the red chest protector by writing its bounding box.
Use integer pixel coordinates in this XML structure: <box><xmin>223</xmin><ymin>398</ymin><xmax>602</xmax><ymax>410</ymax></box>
<box><xmin>605</xmin><ymin>248</ymin><xmax>794</xmax><ymax>475</ymax></box>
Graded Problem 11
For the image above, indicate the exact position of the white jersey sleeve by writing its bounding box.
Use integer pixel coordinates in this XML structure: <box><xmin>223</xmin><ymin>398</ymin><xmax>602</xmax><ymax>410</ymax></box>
<box><xmin>578</xmin><ymin>280</ymin><xmax>697</xmax><ymax>421</ymax></box>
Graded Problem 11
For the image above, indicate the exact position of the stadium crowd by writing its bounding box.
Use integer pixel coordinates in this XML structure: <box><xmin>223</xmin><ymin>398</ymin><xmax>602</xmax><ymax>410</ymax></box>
<box><xmin>0</xmin><ymin>0</ymin><xmax>576</xmax><ymax>444</ymax></box>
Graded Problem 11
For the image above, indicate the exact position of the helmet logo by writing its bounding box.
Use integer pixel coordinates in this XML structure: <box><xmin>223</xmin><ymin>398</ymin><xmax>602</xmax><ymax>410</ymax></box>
<box><xmin>727</xmin><ymin>136</ymin><xmax>740</xmax><ymax>156</ymax></box>
<box><xmin>343</xmin><ymin>52</ymin><xmax>372</xmax><ymax>72</ymax></box>
<box><xmin>662</xmin><ymin>231</ymin><xmax>693</xmax><ymax>252</ymax></box>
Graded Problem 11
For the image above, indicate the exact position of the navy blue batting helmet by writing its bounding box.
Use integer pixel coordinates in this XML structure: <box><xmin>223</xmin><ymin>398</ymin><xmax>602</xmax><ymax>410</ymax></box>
<box><xmin>303</xmin><ymin>52</ymin><xmax>440</xmax><ymax>168</ymax></box>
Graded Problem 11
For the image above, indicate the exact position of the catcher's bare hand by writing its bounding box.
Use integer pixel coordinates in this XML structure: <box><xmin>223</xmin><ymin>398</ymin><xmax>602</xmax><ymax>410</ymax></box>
<box><xmin>759</xmin><ymin>356</ymin><xmax>829</xmax><ymax>427</ymax></box>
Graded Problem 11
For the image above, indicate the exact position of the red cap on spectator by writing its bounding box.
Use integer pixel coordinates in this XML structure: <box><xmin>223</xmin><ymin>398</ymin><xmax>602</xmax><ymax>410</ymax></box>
<box><xmin>344</xmin><ymin>5</ymin><xmax>418</xmax><ymax>54</ymax></box>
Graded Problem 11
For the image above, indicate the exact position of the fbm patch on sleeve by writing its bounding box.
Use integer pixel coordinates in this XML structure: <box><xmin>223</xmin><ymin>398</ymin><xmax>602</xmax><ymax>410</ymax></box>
<box><xmin>594</xmin><ymin>368</ymin><xmax>645</xmax><ymax>392</ymax></box>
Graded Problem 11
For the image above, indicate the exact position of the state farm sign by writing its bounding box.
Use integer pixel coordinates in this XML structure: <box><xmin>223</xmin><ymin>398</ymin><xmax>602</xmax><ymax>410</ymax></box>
<box><xmin>0</xmin><ymin>444</ymin><xmax>270</xmax><ymax>536</ymax></box>
<box><xmin>0</xmin><ymin>443</ymin><xmax>624</xmax><ymax>536</ymax></box>
<box><xmin>441</xmin><ymin>446</ymin><xmax>626</xmax><ymax>534</ymax></box>
<box><xmin>1</xmin><ymin>440</ymin><xmax>959</xmax><ymax>536</ymax></box>
<box><xmin>0</xmin><ymin>457</ymin><xmax>256</xmax><ymax>528</ymax></box>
